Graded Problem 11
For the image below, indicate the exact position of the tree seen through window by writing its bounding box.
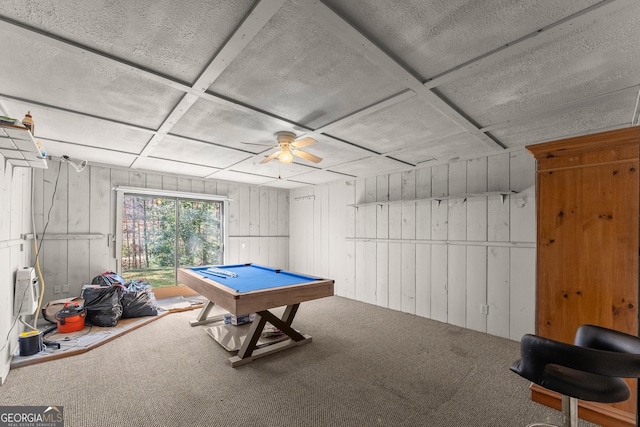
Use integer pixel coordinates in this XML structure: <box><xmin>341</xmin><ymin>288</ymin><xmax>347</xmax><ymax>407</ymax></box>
<box><xmin>121</xmin><ymin>195</ymin><xmax>222</xmax><ymax>287</ymax></box>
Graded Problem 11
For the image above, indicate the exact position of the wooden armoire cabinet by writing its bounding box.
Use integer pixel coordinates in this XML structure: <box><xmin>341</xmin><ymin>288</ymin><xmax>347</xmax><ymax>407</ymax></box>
<box><xmin>527</xmin><ymin>127</ymin><xmax>640</xmax><ymax>427</ymax></box>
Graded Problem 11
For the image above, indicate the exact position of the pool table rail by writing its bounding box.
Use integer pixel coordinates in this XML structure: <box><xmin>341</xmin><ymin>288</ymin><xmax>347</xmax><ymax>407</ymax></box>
<box><xmin>177</xmin><ymin>267</ymin><xmax>334</xmax><ymax>316</ymax></box>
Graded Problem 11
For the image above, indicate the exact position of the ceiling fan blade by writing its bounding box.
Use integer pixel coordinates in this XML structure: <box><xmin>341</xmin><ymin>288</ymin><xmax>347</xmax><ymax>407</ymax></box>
<box><xmin>293</xmin><ymin>149</ymin><xmax>322</xmax><ymax>163</ymax></box>
<box><xmin>260</xmin><ymin>151</ymin><xmax>281</xmax><ymax>164</ymax></box>
<box><xmin>291</xmin><ymin>137</ymin><xmax>317</xmax><ymax>149</ymax></box>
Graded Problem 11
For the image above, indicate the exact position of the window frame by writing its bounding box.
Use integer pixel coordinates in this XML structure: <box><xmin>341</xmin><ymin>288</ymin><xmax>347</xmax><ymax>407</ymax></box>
<box><xmin>114</xmin><ymin>186</ymin><xmax>230</xmax><ymax>279</ymax></box>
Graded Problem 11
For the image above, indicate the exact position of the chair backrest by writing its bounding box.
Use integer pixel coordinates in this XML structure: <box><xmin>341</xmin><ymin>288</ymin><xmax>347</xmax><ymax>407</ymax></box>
<box><xmin>575</xmin><ymin>324</ymin><xmax>640</xmax><ymax>356</ymax></box>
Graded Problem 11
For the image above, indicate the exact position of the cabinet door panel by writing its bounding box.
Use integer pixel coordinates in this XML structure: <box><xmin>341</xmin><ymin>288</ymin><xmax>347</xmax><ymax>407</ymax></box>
<box><xmin>536</xmin><ymin>160</ymin><xmax>638</xmax><ymax>342</ymax></box>
<box><xmin>530</xmin><ymin>128</ymin><xmax>640</xmax><ymax>421</ymax></box>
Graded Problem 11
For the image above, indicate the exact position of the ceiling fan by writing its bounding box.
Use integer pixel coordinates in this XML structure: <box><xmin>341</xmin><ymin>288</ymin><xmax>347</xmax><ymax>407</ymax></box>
<box><xmin>254</xmin><ymin>131</ymin><xmax>323</xmax><ymax>164</ymax></box>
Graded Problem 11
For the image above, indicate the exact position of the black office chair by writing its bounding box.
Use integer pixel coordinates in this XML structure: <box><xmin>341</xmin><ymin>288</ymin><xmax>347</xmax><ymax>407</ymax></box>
<box><xmin>511</xmin><ymin>325</ymin><xmax>640</xmax><ymax>427</ymax></box>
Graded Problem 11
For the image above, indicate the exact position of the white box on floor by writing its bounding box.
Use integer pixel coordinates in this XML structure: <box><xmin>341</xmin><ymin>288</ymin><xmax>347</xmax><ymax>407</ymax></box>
<box><xmin>223</xmin><ymin>313</ymin><xmax>255</xmax><ymax>326</ymax></box>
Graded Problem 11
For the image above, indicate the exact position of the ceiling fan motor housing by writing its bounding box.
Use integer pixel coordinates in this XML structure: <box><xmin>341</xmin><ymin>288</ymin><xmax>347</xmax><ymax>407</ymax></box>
<box><xmin>275</xmin><ymin>131</ymin><xmax>296</xmax><ymax>147</ymax></box>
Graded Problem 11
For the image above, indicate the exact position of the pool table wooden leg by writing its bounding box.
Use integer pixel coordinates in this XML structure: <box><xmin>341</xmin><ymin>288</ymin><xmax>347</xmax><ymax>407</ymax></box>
<box><xmin>189</xmin><ymin>300</ymin><xmax>225</xmax><ymax>326</ymax></box>
<box><xmin>258</xmin><ymin>305</ymin><xmax>305</xmax><ymax>342</ymax></box>
<box><xmin>236</xmin><ymin>313</ymin><xmax>269</xmax><ymax>359</ymax></box>
<box><xmin>231</xmin><ymin>303</ymin><xmax>311</xmax><ymax>367</ymax></box>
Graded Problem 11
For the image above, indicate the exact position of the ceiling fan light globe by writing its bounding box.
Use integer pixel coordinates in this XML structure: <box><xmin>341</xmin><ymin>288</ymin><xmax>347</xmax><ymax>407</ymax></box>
<box><xmin>279</xmin><ymin>150</ymin><xmax>294</xmax><ymax>163</ymax></box>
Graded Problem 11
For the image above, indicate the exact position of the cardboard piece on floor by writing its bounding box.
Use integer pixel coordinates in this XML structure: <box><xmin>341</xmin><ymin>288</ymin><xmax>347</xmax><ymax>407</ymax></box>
<box><xmin>10</xmin><ymin>313</ymin><xmax>167</xmax><ymax>369</ymax></box>
<box><xmin>10</xmin><ymin>295</ymin><xmax>205</xmax><ymax>369</ymax></box>
<box><xmin>156</xmin><ymin>295</ymin><xmax>207</xmax><ymax>311</ymax></box>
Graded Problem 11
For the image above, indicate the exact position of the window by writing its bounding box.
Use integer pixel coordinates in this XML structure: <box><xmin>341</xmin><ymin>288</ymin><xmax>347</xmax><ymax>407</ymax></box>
<box><xmin>115</xmin><ymin>187</ymin><xmax>228</xmax><ymax>288</ymax></box>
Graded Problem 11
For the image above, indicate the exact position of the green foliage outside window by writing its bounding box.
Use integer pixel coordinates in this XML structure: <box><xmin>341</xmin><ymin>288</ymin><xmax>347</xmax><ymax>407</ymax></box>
<box><xmin>121</xmin><ymin>195</ymin><xmax>222</xmax><ymax>286</ymax></box>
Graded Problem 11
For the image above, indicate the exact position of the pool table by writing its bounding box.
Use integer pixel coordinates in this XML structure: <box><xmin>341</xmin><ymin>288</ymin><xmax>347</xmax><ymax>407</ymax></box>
<box><xmin>177</xmin><ymin>263</ymin><xmax>334</xmax><ymax>367</ymax></box>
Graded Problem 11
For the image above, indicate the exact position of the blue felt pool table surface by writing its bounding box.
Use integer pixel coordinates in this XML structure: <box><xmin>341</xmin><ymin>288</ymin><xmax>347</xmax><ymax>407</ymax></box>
<box><xmin>186</xmin><ymin>264</ymin><xmax>319</xmax><ymax>293</ymax></box>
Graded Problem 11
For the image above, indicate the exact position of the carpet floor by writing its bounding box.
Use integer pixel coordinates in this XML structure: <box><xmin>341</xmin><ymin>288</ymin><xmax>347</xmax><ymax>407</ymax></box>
<box><xmin>1</xmin><ymin>296</ymin><xmax>598</xmax><ymax>426</ymax></box>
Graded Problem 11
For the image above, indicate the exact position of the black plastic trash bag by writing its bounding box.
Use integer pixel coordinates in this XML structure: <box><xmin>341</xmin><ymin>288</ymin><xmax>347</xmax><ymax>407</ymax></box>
<box><xmin>127</xmin><ymin>280</ymin><xmax>153</xmax><ymax>292</ymax></box>
<box><xmin>81</xmin><ymin>286</ymin><xmax>123</xmax><ymax>327</ymax></box>
<box><xmin>121</xmin><ymin>287</ymin><xmax>158</xmax><ymax>318</ymax></box>
<box><xmin>90</xmin><ymin>271</ymin><xmax>127</xmax><ymax>287</ymax></box>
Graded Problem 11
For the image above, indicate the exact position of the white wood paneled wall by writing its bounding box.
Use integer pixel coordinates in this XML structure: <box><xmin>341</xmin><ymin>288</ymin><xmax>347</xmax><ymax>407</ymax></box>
<box><xmin>32</xmin><ymin>163</ymin><xmax>289</xmax><ymax>306</ymax></box>
<box><xmin>0</xmin><ymin>164</ymin><xmax>33</xmax><ymax>384</ymax></box>
<box><xmin>290</xmin><ymin>150</ymin><xmax>536</xmax><ymax>341</ymax></box>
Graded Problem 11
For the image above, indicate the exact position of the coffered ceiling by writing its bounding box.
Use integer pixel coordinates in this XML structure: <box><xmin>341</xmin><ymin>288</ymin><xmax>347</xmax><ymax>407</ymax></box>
<box><xmin>0</xmin><ymin>0</ymin><xmax>638</xmax><ymax>188</ymax></box>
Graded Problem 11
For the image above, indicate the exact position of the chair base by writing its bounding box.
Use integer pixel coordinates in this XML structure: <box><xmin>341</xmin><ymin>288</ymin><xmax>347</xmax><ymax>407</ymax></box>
<box><xmin>527</xmin><ymin>396</ymin><xmax>578</xmax><ymax>427</ymax></box>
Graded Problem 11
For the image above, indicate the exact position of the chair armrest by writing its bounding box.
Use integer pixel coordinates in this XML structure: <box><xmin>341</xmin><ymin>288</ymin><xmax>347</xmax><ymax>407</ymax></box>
<box><xmin>512</xmin><ymin>334</ymin><xmax>640</xmax><ymax>384</ymax></box>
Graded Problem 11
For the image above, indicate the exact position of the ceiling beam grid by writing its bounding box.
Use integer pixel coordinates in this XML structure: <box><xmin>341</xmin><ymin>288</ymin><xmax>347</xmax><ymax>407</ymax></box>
<box><xmin>293</xmin><ymin>0</ymin><xmax>505</xmax><ymax>150</ymax></box>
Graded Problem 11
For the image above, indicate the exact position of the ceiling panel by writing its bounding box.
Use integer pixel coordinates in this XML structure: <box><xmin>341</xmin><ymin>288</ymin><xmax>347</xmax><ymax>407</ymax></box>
<box><xmin>389</xmin><ymin>132</ymin><xmax>494</xmax><ymax>165</ymax></box>
<box><xmin>437</xmin><ymin>2</ymin><xmax>640</xmax><ymax>128</ymax></box>
<box><xmin>132</xmin><ymin>157</ymin><xmax>217</xmax><ymax>178</ymax></box>
<box><xmin>329</xmin><ymin>156</ymin><xmax>409</xmax><ymax>177</ymax></box>
<box><xmin>230</xmin><ymin>156</ymin><xmax>320</xmax><ymax>180</ymax></box>
<box><xmin>0</xmin><ymin>98</ymin><xmax>152</xmax><ymax>154</ymax></box>
<box><xmin>492</xmin><ymin>86</ymin><xmax>639</xmax><ymax>148</ymax></box>
<box><xmin>39</xmin><ymin>139</ymin><xmax>138</xmax><ymax>168</ymax></box>
<box><xmin>258</xmin><ymin>179</ymin><xmax>311</xmax><ymax>189</ymax></box>
<box><xmin>169</xmin><ymin>98</ymin><xmax>305</xmax><ymax>152</ymax></box>
<box><xmin>208</xmin><ymin>170</ymin><xmax>275</xmax><ymax>186</ymax></box>
<box><xmin>150</xmin><ymin>135</ymin><xmax>253</xmax><ymax>169</ymax></box>
<box><xmin>323</xmin><ymin>0</ymin><xmax>600</xmax><ymax>79</ymax></box>
<box><xmin>1</xmin><ymin>0</ymin><xmax>255</xmax><ymax>84</ymax></box>
<box><xmin>287</xmin><ymin>169</ymin><xmax>353</xmax><ymax>185</ymax></box>
<box><xmin>209</xmin><ymin>1</ymin><xmax>406</xmax><ymax>129</ymax></box>
<box><xmin>0</xmin><ymin>30</ymin><xmax>185</xmax><ymax>129</ymax></box>
<box><xmin>325</xmin><ymin>95</ymin><xmax>465</xmax><ymax>154</ymax></box>
<box><xmin>283</xmin><ymin>134</ymin><xmax>373</xmax><ymax>169</ymax></box>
